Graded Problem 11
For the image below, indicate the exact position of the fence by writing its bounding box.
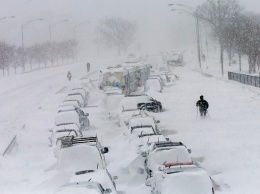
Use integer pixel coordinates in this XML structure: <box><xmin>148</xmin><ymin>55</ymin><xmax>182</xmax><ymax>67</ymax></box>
<box><xmin>228</xmin><ymin>72</ymin><xmax>260</xmax><ymax>88</ymax></box>
<box><xmin>2</xmin><ymin>135</ymin><xmax>17</xmax><ymax>156</ymax></box>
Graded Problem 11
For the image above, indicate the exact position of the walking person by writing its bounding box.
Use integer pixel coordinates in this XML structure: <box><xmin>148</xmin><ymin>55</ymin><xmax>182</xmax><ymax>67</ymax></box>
<box><xmin>67</xmin><ymin>71</ymin><xmax>72</xmax><ymax>81</ymax></box>
<box><xmin>202</xmin><ymin>53</ymin><xmax>206</xmax><ymax>62</ymax></box>
<box><xmin>196</xmin><ymin>95</ymin><xmax>209</xmax><ymax>117</ymax></box>
<box><xmin>87</xmin><ymin>62</ymin><xmax>90</xmax><ymax>72</ymax></box>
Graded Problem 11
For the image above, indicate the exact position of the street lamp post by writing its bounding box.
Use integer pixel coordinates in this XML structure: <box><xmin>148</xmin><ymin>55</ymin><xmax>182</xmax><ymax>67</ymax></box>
<box><xmin>49</xmin><ymin>20</ymin><xmax>68</xmax><ymax>42</ymax></box>
<box><xmin>169</xmin><ymin>4</ymin><xmax>202</xmax><ymax>70</ymax></box>
<box><xmin>20</xmin><ymin>18</ymin><xmax>43</xmax><ymax>72</ymax></box>
<box><xmin>21</xmin><ymin>18</ymin><xmax>43</xmax><ymax>48</ymax></box>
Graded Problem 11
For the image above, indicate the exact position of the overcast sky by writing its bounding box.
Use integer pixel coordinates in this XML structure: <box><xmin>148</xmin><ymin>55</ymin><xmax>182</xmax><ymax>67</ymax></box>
<box><xmin>0</xmin><ymin>0</ymin><xmax>259</xmax><ymax>57</ymax></box>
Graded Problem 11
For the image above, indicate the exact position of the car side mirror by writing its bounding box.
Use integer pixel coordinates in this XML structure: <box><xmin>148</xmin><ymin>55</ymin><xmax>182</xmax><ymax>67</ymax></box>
<box><xmin>102</xmin><ymin>147</ymin><xmax>109</xmax><ymax>154</ymax></box>
<box><xmin>156</xmin><ymin>120</ymin><xmax>160</xmax><ymax>123</ymax></box>
<box><xmin>113</xmin><ymin>176</ymin><xmax>118</xmax><ymax>180</ymax></box>
<box><xmin>141</xmin><ymin>152</ymin><xmax>147</xmax><ymax>157</ymax></box>
<box><xmin>104</xmin><ymin>188</ymin><xmax>112</xmax><ymax>193</ymax></box>
<box><xmin>165</xmin><ymin>138</ymin><xmax>170</xmax><ymax>141</ymax></box>
<box><xmin>188</xmin><ymin>149</ymin><xmax>192</xmax><ymax>154</ymax></box>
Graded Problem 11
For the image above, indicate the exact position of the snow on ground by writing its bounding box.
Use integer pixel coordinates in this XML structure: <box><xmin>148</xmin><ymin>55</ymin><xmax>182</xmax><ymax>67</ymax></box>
<box><xmin>0</xmin><ymin>52</ymin><xmax>260</xmax><ymax>194</ymax></box>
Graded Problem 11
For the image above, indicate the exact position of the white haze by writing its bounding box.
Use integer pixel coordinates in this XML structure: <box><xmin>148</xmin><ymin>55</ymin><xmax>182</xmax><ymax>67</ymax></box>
<box><xmin>0</xmin><ymin>0</ymin><xmax>259</xmax><ymax>58</ymax></box>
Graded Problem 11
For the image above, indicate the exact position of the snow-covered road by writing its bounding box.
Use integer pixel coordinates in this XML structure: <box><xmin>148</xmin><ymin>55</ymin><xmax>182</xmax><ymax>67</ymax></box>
<box><xmin>0</xmin><ymin>56</ymin><xmax>260</xmax><ymax>194</ymax></box>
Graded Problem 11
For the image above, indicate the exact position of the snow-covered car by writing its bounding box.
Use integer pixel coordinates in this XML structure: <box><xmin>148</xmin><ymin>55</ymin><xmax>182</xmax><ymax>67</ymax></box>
<box><xmin>145</xmin><ymin>78</ymin><xmax>163</xmax><ymax>93</ymax></box>
<box><xmin>55</xmin><ymin>169</ymin><xmax>117</xmax><ymax>194</ymax></box>
<box><xmin>58</xmin><ymin>105</ymin><xmax>87</xmax><ymax>116</ymax></box>
<box><xmin>166</xmin><ymin>52</ymin><xmax>183</xmax><ymax>66</ymax></box>
<box><xmin>55</xmin><ymin>110</ymin><xmax>89</xmax><ymax>131</ymax></box>
<box><xmin>132</xmin><ymin>133</ymin><xmax>168</xmax><ymax>154</ymax></box>
<box><xmin>57</xmin><ymin>136</ymin><xmax>108</xmax><ymax>171</ymax></box>
<box><xmin>127</xmin><ymin>111</ymin><xmax>160</xmax><ymax>131</ymax></box>
<box><xmin>49</xmin><ymin>123</ymin><xmax>83</xmax><ymax>157</ymax></box>
<box><xmin>116</xmin><ymin>95</ymin><xmax>162</xmax><ymax>126</ymax></box>
<box><xmin>62</xmin><ymin>100</ymin><xmax>81</xmax><ymax>108</ymax></box>
<box><xmin>65</xmin><ymin>94</ymin><xmax>86</xmax><ymax>108</ymax></box>
<box><xmin>129</xmin><ymin>125</ymin><xmax>158</xmax><ymax>137</ymax></box>
<box><xmin>71</xmin><ymin>88</ymin><xmax>89</xmax><ymax>100</ymax></box>
<box><xmin>149</xmin><ymin>75</ymin><xmax>165</xmax><ymax>87</ymax></box>
<box><xmin>146</xmin><ymin>164</ymin><xmax>214</xmax><ymax>194</ymax></box>
<box><xmin>141</xmin><ymin>142</ymin><xmax>192</xmax><ymax>178</ymax></box>
<box><xmin>159</xmin><ymin>74</ymin><xmax>171</xmax><ymax>83</ymax></box>
<box><xmin>137</xmin><ymin>99</ymin><xmax>162</xmax><ymax>113</ymax></box>
<box><xmin>57</xmin><ymin>105</ymin><xmax>90</xmax><ymax>129</ymax></box>
<box><xmin>49</xmin><ymin>123</ymin><xmax>82</xmax><ymax>147</ymax></box>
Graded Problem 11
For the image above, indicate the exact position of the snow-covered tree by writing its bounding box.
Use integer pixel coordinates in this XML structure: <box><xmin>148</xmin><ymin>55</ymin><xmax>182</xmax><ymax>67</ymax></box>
<box><xmin>98</xmin><ymin>17</ymin><xmax>136</xmax><ymax>55</ymax></box>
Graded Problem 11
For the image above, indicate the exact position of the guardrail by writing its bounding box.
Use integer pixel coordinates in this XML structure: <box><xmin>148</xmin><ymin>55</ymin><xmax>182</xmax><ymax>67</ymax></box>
<box><xmin>228</xmin><ymin>72</ymin><xmax>260</xmax><ymax>88</ymax></box>
<box><xmin>2</xmin><ymin>135</ymin><xmax>17</xmax><ymax>156</ymax></box>
<box><xmin>55</xmin><ymin>86</ymin><xmax>67</xmax><ymax>94</ymax></box>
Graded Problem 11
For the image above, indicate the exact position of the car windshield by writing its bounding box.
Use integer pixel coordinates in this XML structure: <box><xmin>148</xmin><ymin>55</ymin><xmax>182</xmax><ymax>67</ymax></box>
<box><xmin>131</xmin><ymin>127</ymin><xmax>155</xmax><ymax>136</ymax></box>
<box><xmin>129</xmin><ymin>117</ymin><xmax>156</xmax><ymax>129</ymax></box>
<box><xmin>58</xmin><ymin>145</ymin><xmax>103</xmax><ymax>171</ymax></box>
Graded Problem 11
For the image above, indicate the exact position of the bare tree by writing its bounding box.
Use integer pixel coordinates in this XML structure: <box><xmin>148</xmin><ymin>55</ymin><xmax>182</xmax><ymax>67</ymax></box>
<box><xmin>197</xmin><ymin>0</ymin><xmax>242</xmax><ymax>75</ymax></box>
<box><xmin>98</xmin><ymin>17</ymin><xmax>136</xmax><ymax>55</ymax></box>
<box><xmin>0</xmin><ymin>42</ymin><xmax>14</xmax><ymax>76</ymax></box>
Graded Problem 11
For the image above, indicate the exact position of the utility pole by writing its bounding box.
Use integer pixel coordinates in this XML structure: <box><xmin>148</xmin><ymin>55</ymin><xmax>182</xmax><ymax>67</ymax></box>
<box><xmin>196</xmin><ymin>16</ymin><xmax>202</xmax><ymax>69</ymax></box>
<box><xmin>97</xmin><ymin>28</ymin><xmax>100</xmax><ymax>58</ymax></box>
<box><xmin>169</xmin><ymin>4</ymin><xmax>202</xmax><ymax>70</ymax></box>
<box><xmin>218</xmin><ymin>0</ymin><xmax>224</xmax><ymax>76</ymax></box>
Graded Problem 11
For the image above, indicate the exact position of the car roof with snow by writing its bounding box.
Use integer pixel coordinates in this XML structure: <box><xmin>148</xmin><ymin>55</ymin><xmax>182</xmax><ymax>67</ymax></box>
<box><xmin>101</xmin><ymin>66</ymin><xmax>128</xmax><ymax>74</ymax></box>
<box><xmin>62</xmin><ymin>100</ymin><xmax>80</xmax><ymax>108</ymax></box>
<box><xmin>71</xmin><ymin>88</ymin><xmax>88</xmax><ymax>95</ymax></box>
<box><xmin>53</xmin><ymin>123</ymin><xmax>80</xmax><ymax>132</ymax></box>
<box><xmin>56</xmin><ymin>169</ymin><xmax>117</xmax><ymax>194</ymax></box>
<box><xmin>68</xmin><ymin>92</ymin><xmax>84</xmax><ymax>99</ymax></box>
<box><xmin>66</xmin><ymin>94</ymin><xmax>84</xmax><ymax>103</ymax></box>
<box><xmin>147</xmin><ymin>146</ymin><xmax>192</xmax><ymax>172</ymax></box>
<box><xmin>57</xmin><ymin>144</ymin><xmax>104</xmax><ymax>171</ymax></box>
<box><xmin>57</xmin><ymin>105</ymin><xmax>78</xmax><ymax>112</ymax></box>
<box><xmin>69</xmin><ymin>169</ymin><xmax>116</xmax><ymax>193</ymax></box>
<box><xmin>55</xmin><ymin>111</ymin><xmax>80</xmax><ymax>127</ymax></box>
<box><xmin>129</xmin><ymin>116</ymin><xmax>157</xmax><ymax>130</ymax></box>
<box><xmin>158</xmin><ymin>165</ymin><xmax>213</xmax><ymax>194</ymax></box>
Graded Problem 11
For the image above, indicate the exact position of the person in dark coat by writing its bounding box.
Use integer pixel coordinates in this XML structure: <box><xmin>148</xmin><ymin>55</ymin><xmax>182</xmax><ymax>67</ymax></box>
<box><xmin>196</xmin><ymin>95</ymin><xmax>209</xmax><ymax>117</ymax></box>
<box><xmin>67</xmin><ymin>71</ymin><xmax>72</xmax><ymax>81</ymax></box>
<box><xmin>87</xmin><ymin>62</ymin><xmax>90</xmax><ymax>72</ymax></box>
